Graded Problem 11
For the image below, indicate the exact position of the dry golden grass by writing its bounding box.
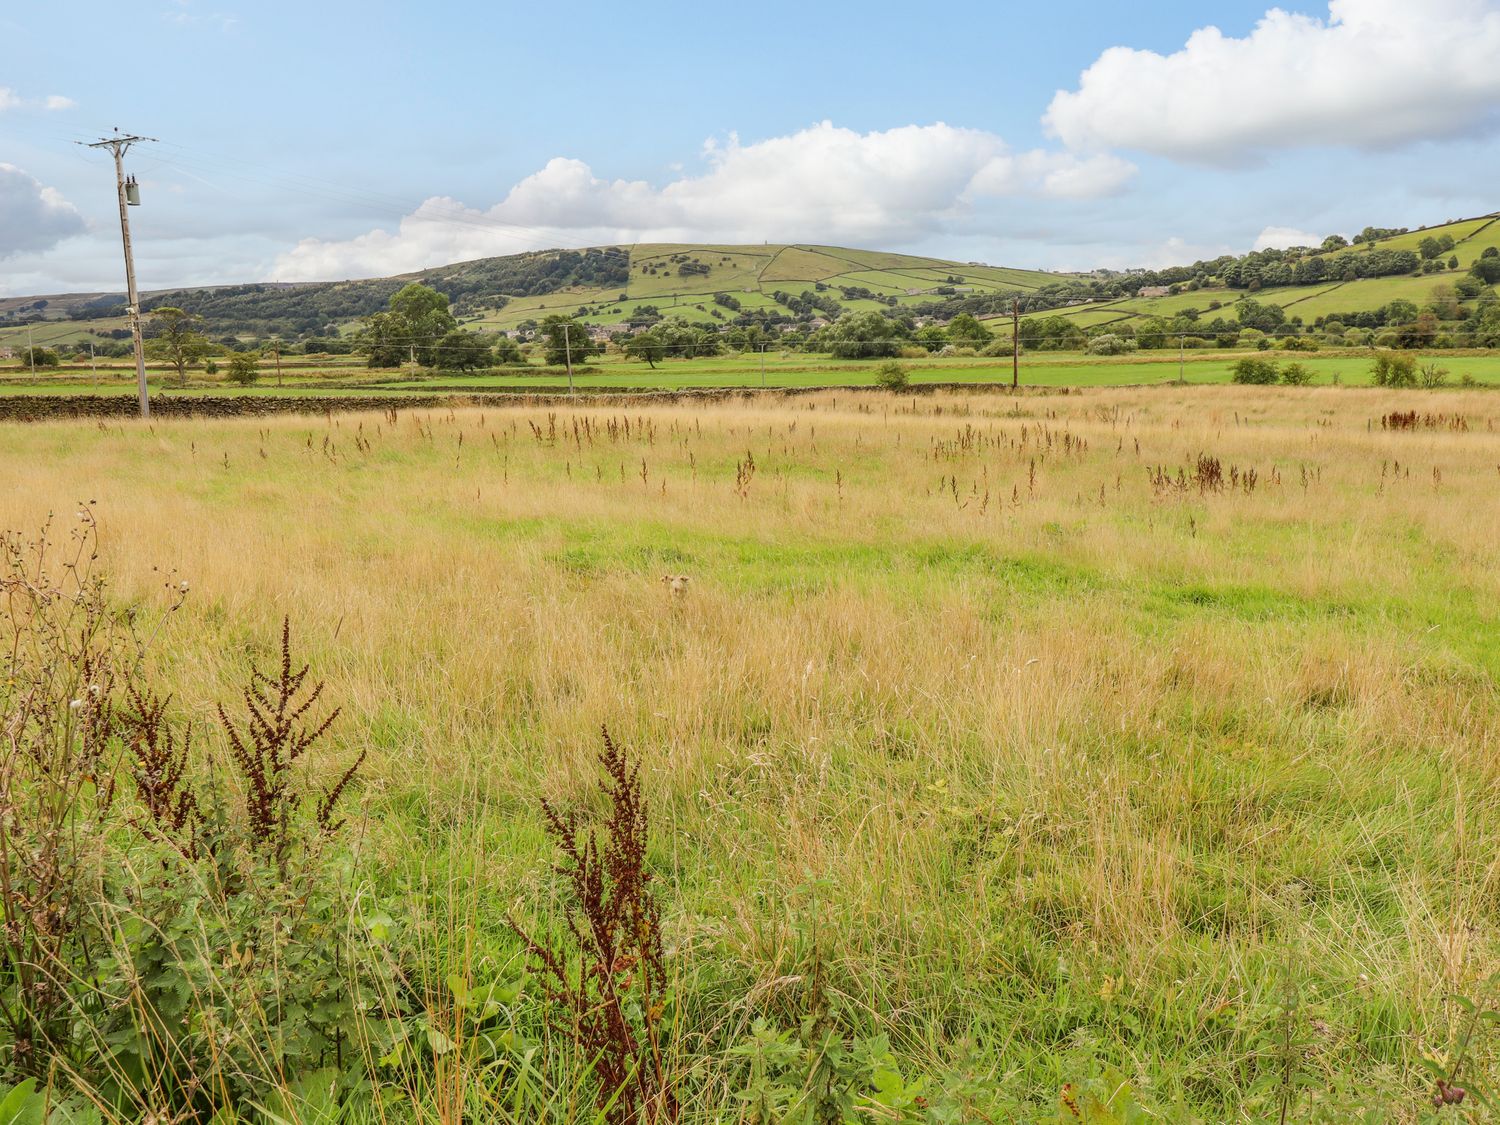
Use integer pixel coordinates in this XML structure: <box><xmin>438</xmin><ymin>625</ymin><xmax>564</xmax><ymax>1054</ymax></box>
<box><xmin>3</xmin><ymin>384</ymin><xmax>1498</xmax><ymax>1115</ymax></box>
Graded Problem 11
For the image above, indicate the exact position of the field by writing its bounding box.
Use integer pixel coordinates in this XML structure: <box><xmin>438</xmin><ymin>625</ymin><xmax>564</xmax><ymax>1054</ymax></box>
<box><xmin>3</xmin><ymin>384</ymin><xmax>1497</xmax><ymax>1121</ymax></box>
<box><xmin>5</xmin><ymin>345</ymin><xmax>1500</xmax><ymax>398</ymax></box>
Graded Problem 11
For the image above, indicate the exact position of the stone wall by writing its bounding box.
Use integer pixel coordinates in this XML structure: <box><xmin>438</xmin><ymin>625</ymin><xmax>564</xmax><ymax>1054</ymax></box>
<box><xmin>0</xmin><ymin>383</ymin><xmax>1052</xmax><ymax>423</ymax></box>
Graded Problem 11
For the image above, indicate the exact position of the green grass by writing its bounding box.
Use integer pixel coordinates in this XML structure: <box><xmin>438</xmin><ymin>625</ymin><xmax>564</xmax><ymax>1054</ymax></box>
<box><xmin>4</xmin><ymin>346</ymin><xmax>1500</xmax><ymax>397</ymax></box>
<box><xmin>3</xmin><ymin>385</ymin><xmax>1497</xmax><ymax>1119</ymax></box>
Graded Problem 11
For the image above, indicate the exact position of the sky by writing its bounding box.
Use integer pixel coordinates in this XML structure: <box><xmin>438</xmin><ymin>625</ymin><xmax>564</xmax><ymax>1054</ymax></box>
<box><xmin>3</xmin><ymin>0</ymin><xmax>1500</xmax><ymax>296</ymax></box>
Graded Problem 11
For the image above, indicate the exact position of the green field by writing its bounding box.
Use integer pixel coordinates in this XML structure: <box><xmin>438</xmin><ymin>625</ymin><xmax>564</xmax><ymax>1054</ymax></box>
<box><xmin>5</xmin><ymin>345</ymin><xmax>1500</xmax><ymax>399</ymax></box>
<box><xmin>3</xmin><ymin>384</ymin><xmax>1497</xmax><ymax>1121</ymax></box>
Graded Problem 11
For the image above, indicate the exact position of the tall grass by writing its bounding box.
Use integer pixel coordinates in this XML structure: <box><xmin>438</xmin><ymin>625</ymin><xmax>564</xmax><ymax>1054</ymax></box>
<box><xmin>0</xmin><ymin>385</ymin><xmax>1497</xmax><ymax>1119</ymax></box>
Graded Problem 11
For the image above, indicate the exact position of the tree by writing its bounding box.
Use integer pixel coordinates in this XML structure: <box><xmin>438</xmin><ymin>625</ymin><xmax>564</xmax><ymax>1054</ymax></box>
<box><xmin>541</xmin><ymin>316</ymin><xmax>598</xmax><ymax>367</ymax></box>
<box><xmin>492</xmin><ymin>334</ymin><xmax>524</xmax><ymax>365</ymax></box>
<box><xmin>1470</xmin><ymin>254</ymin><xmax>1500</xmax><ymax>285</ymax></box>
<box><xmin>1279</xmin><ymin>362</ymin><xmax>1314</xmax><ymax>385</ymax></box>
<box><xmin>434</xmin><ymin>329</ymin><xmax>494</xmax><ymax>372</ymax></box>
<box><xmin>824</xmin><ymin>310</ymin><xmax>903</xmax><ymax>359</ymax></box>
<box><xmin>146</xmin><ymin>306</ymin><xmax>211</xmax><ymax>385</ymax></box>
<box><xmin>1231</xmin><ymin>357</ymin><xmax>1280</xmax><ymax>384</ymax></box>
<box><xmin>1321</xmin><ymin>234</ymin><xmax>1349</xmax><ymax>252</ymax></box>
<box><xmin>1384</xmin><ymin>299</ymin><xmax>1419</xmax><ymax>326</ymax></box>
<box><xmin>1135</xmin><ymin>317</ymin><xmax>1171</xmax><ymax>350</ymax></box>
<box><xmin>20</xmin><ymin>347</ymin><xmax>61</xmax><ymax>368</ymax></box>
<box><xmin>946</xmin><ymin>313</ymin><xmax>992</xmax><ymax>347</ymax></box>
<box><xmin>624</xmin><ymin>329</ymin><xmax>667</xmax><ymax>369</ymax></box>
<box><xmin>355</xmin><ymin>283</ymin><xmax>457</xmax><ymax>367</ymax></box>
<box><xmin>226</xmin><ymin>351</ymin><xmax>260</xmax><ymax>385</ymax></box>
<box><xmin>1418</xmin><ymin>236</ymin><xmax>1443</xmax><ymax>261</ymax></box>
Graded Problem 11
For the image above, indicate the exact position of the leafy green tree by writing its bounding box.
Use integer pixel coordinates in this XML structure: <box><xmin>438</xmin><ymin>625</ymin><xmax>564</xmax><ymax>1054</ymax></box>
<box><xmin>1418</xmin><ymin>237</ymin><xmax>1443</xmax><ymax>261</ymax></box>
<box><xmin>226</xmin><ymin>351</ymin><xmax>260</xmax><ymax>385</ymax></box>
<box><xmin>1231</xmin><ymin>357</ymin><xmax>1280</xmax><ymax>384</ymax></box>
<box><xmin>1135</xmin><ymin>317</ymin><xmax>1171</xmax><ymax>350</ymax></box>
<box><xmin>1320</xmin><ymin>235</ymin><xmax>1349</xmax><ymax>252</ymax></box>
<box><xmin>1384</xmin><ymin>299</ymin><xmax>1419</xmax><ymax>325</ymax></box>
<box><xmin>624</xmin><ymin>330</ymin><xmax>667</xmax><ymax>369</ymax></box>
<box><xmin>825</xmin><ymin>310</ymin><xmax>903</xmax><ymax>359</ymax></box>
<box><xmin>946</xmin><ymin>313</ymin><xmax>992</xmax><ymax>347</ymax></box>
<box><xmin>1470</xmin><ymin>254</ymin><xmax>1500</xmax><ymax>285</ymax></box>
<box><xmin>914</xmin><ymin>325</ymin><xmax>948</xmax><ymax>353</ymax></box>
<box><xmin>146</xmin><ymin>306</ymin><xmax>211</xmax><ymax>384</ymax></box>
<box><xmin>1279</xmin><ymin>362</ymin><xmax>1314</xmax><ymax>385</ymax></box>
<box><xmin>541</xmin><ymin>316</ymin><xmax>598</xmax><ymax>366</ymax></box>
<box><xmin>20</xmin><ymin>347</ymin><xmax>61</xmax><ymax>368</ymax></box>
<box><xmin>356</xmin><ymin>283</ymin><xmax>457</xmax><ymax>367</ymax></box>
<box><xmin>874</xmin><ymin>360</ymin><xmax>909</xmax><ymax>390</ymax></box>
<box><xmin>492</xmin><ymin>334</ymin><xmax>524</xmax><ymax>365</ymax></box>
<box><xmin>434</xmin><ymin>329</ymin><xmax>494</xmax><ymax>371</ymax></box>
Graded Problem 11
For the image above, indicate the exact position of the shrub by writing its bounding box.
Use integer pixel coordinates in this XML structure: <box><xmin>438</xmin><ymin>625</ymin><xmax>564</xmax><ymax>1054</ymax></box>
<box><xmin>203</xmin><ymin>358</ymin><xmax>219</xmax><ymax>375</ymax></box>
<box><xmin>1419</xmin><ymin>362</ymin><xmax>1449</xmax><ymax>389</ymax></box>
<box><xmin>1371</xmin><ymin>352</ymin><xmax>1418</xmax><ymax>387</ymax></box>
<box><xmin>1231</xmin><ymin>357</ymin><xmax>1280</xmax><ymax>385</ymax></box>
<box><xmin>1087</xmin><ymin>333</ymin><xmax>1137</xmax><ymax>356</ymax></box>
<box><xmin>1279</xmin><ymin>362</ymin><xmax>1314</xmax><ymax>386</ymax></box>
<box><xmin>874</xmin><ymin>361</ymin><xmax>910</xmax><ymax>390</ymax></box>
<box><xmin>897</xmin><ymin>346</ymin><xmax>928</xmax><ymax>360</ymax></box>
<box><xmin>1280</xmin><ymin>335</ymin><xmax>1319</xmax><ymax>351</ymax></box>
<box><xmin>227</xmin><ymin>351</ymin><xmax>260</xmax><ymax>385</ymax></box>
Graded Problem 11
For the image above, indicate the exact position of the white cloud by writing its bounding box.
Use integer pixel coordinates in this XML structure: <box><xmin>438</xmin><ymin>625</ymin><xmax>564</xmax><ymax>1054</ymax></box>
<box><xmin>0</xmin><ymin>165</ymin><xmax>87</xmax><ymax>258</ymax></box>
<box><xmin>0</xmin><ymin>88</ymin><xmax>77</xmax><ymax>112</ymax></box>
<box><xmin>1253</xmin><ymin>226</ymin><xmax>1326</xmax><ymax>251</ymax></box>
<box><xmin>1045</xmin><ymin>0</ymin><xmax>1500</xmax><ymax>162</ymax></box>
<box><xmin>272</xmin><ymin>121</ymin><xmax>1136</xmax><ymax>281</ymax></box>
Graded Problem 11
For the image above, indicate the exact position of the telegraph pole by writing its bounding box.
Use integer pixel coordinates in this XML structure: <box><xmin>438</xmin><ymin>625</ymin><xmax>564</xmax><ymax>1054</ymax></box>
<box><xmin>1011</xmin><ymin>297</ymin><xmax>1020</xmax><ymax>390</ymax></box>
<box><xmin>26</xmin><ymin>325</ymin><xmax>35</xmax><ymax>377</ymax></box>
<box><xmin>562</xmin><ymin>323</ymin><xmax>575</xmax><ymax>394</ymax></box>
<box><xmin>82</xmin><ymin>130</ymin><xmax>156</xmax><ymax>418</ymax></box>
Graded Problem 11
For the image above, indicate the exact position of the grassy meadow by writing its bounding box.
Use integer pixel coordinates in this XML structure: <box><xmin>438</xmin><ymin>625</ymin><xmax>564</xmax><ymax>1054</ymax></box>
<box><xmin>2</xmin><ymin>385</ymin><xmax>1498</xmax><ymax>1121</ymax></box>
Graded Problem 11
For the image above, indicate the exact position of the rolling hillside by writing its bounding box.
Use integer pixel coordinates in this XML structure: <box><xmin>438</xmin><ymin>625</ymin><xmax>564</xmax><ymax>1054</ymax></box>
<box><xmin>0</xmin><ymin>244</ymin><xmax>1068</xmax><ymax>351</ymax></box>
<box><xmin>4</xmin><ymin>213</ymin><xmax>1499</xmax><ymax>354</ymax></box>
<box><xmin>1016</xmin><ymin>212</ymin><xmax>1500</xmax><ymax>341</ymax></box>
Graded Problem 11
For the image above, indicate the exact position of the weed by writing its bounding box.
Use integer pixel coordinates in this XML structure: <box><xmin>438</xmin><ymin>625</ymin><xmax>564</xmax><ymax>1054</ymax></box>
<box><xmin>511</xmin><ymin>727</ymin><xmax>677</xmax><ymax>1125</ymax></box>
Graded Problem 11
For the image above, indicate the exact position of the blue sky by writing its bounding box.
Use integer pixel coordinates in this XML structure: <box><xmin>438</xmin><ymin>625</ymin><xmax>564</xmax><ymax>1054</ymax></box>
<box><xmin>4</xmin><ymin>0</ymin><xmax>1500</xmax><ymax>294</ymax></box>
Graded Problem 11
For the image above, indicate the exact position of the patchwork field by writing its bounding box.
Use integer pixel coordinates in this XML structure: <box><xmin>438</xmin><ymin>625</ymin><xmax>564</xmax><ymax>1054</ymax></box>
<box><xmin>3</xmin><ymin>385</ymin><xmax>1497</xmax><ymax>1120</ymax></box>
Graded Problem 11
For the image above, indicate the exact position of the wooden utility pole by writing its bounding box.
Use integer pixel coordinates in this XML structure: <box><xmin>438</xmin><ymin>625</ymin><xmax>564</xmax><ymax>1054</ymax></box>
<box><xmin>1011</xmin><ymin>297</ymin><xmax>1020</xmax><ymax>390</ymax></box>
<box><xmin>82</xmin><ymin>130</ymin><xmax>156</xmax><ymax>419</ymax></box>
<box><xmin>26</xmin><ymin>325</ymin><xmax>35</xmax><ymax>377</ymax></box>
<box><xmin>272</xmin><ymin>338</ymin><xmax>283</xmax><ymax>386</ymax></box>
<box><xmin>563</xmin><ymin>323</ymin><xmax>575</xmax><ymax>394</ymax></box>
<box><xmin>1178</xmin><ymin>335</ymin><xmax>1186</xmax><ymax>385</ymax></box>
<box><xmin>760</xmin><ymin>342</ymin><xmax>767</xmax><ymax>387</ymax></box>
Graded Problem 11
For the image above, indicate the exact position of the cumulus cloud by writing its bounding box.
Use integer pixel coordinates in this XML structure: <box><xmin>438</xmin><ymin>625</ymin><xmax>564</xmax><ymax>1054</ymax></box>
<box><xmin>43</xmin><ymin>95</ymin><xmax>76</xmax><ymax>110</ymax></box>
<box><xmin>273</xmin><ymin>121</ymin><xmax>1136</xmax><ymax>281</ymax></box>
<box><xmin>1045</xmin><ymin>0</ymin><xmax>1500</xmax><ymax>162</ymax></box>
<box><xmin>0</xmin><ymin>88</ymin><xmax>22</xmax><ymax>111</ymax></box>
<box><xmin>1253</xmin><ymin>226</ymin><xmax>1327</xmax><ymax>251</ymax></box>
<box><xmin>0</xmin><ymin>165</ymin><xmax>87</xmax><ymax>258</ymax></box>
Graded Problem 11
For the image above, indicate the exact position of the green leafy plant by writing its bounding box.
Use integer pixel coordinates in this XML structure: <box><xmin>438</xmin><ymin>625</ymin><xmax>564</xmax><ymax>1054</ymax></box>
<box><xmin>874</xmin><ymin>361</ymin><xmax>909</xmax><ymax>391</ymax></box>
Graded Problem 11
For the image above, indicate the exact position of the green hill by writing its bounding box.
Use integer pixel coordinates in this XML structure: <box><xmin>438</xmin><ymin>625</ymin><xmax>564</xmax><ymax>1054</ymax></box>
<box><xmin>0</xmin><ymin>244</ymin><xmax>1069</xmax><ymax>352</ymax></box>
<box><xmin>4</xmin><ymin>215</ymin><xmax>1498</xmax><ymax>356</ymax></box>
<box><xmin>1016</xmin><ymin>212</ymin><xmax>1500</xmax><ymax>345</ymax></box>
